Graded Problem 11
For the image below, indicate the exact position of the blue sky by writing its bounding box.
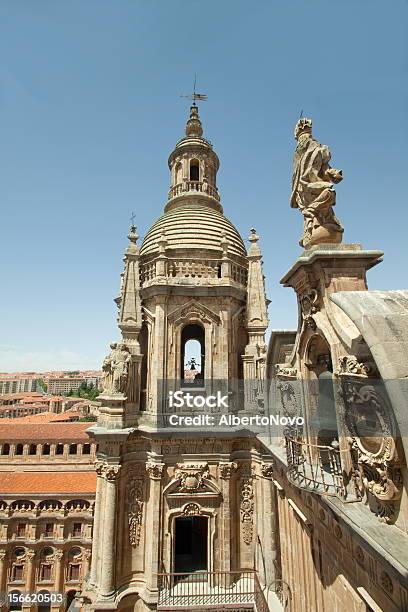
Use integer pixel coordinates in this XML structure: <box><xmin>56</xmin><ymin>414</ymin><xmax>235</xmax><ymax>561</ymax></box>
<box><xmin>0</xmin><ymin>0</ymin><xmax>407</xmax><ymax>371</ymax></box>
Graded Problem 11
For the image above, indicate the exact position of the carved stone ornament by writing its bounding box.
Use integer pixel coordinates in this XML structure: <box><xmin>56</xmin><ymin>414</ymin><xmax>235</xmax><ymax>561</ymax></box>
<box><xmin>146</xmin><ymin>462</ymin><xmax>165</xmax><ymax>480</ymax></box>
<box><xmin>355</xmin><ymin>546</ymin><xmax>365</xmax><ymax>565</ymax></box>
<box><xmin>95</xmin><ymin>461</ymin><xmax>104</xmax><ymax>477</ymax></box>
<box><xmin>341</xmin><ymin>379</ymin><xmax>402</xmax><ymax>522</ymax></box>
<box><xmin>380</xmin><ymin>570</ymin><xmax>393</xmax><ymax>595</ymax></box>
<box><xmin>127</xmin><ymin>476</ymin><xmax>144</xmax><ymax>547</ymax></box>
<box><xmin>275</xmin><ymin>364</ymin><xmax>297</xmax><ymax>378</ymax></box>
<box><xmin>101</xmin><ymin>341</ymin><xmax>131</xmax><ymax>395</ymax></box>
<box><xmin>299</xmin><ymin>288</ymin><xmax>320</xmax><ymax>329</ymax></box>
<box><xmin>175</xmin><ymin>463</ymin><xmax>210</xmax><ymax>492</ymax></box>
<box><xmin>261</xmin><ymin>462</ymin><xmax>274</xmax><ymax>479</ymax></box>
<box><xmin>240</xmin><ymin>479</ymin><xmax>254</xmax><ymax>545</ymax></box>
<box><xmin>276</xmin><ymin>381</ymin><xmax>300</xmax><ymax>419</ymax></box>
<box><xmin>291</xmin><ymin>117</ymin><xmax>344</xmax><ymax>248</ymax></box>
<box><xmin>183</xmin><ymin>503</ymin><xmax>201</xmax><ymax>516</ymax></box>
<box><xmin>104</xmin><ymin>464</ymin><xmax>121</xmax><ymax>482</ymax></box>
<box><xmin>219</xmin><ymin>462</ymin><xmax>237</xmax><ymax>480</ymax></box>
<box><xmin>337</xmin><ymin>356</ymin><xmax>375</xmax><ymax>377</ymax></box>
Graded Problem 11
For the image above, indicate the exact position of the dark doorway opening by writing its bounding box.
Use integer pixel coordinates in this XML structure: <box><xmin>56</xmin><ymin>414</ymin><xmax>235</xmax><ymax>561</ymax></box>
<box><xmin>174</xmin><ymin>516</ymin><xmax>208</xmax><ymax>574</ymax></box>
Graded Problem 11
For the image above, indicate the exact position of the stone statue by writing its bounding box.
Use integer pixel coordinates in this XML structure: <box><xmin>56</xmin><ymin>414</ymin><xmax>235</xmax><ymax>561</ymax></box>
<box><xmin>291</xmin><ymin>118</ymin><xmax>344</xmax><ymax>248</ymax></box>
<box><xmin>102</xmin><ymin>342</ymin><xmax>131</xmax><ymax>395</ymax></box>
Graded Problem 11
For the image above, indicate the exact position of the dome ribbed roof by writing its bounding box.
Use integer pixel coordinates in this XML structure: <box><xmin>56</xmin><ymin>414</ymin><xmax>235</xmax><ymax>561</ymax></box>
<box><xmin>140</xmin><ymin>203</ymin><xmax>246</xmax><ymax>258</ymax></box>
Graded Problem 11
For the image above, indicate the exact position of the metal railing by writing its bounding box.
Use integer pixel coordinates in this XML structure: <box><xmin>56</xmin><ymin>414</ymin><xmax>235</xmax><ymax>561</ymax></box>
<box><xmin>157</xmin><ymin>569</ymin><xmax>269</xmax><ymax>611</ymax></box>
<box><xmin>285</xmin><ymin>436</ymin><xmax>360</xmax><ymax>500</ymax></box>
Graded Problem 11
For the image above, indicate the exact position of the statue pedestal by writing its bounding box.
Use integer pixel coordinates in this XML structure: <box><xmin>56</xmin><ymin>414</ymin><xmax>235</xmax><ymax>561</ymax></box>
<box><xmin>96</xmin><ymin>393</ymin><xmax>127</xmax><ymax>429</ymax></box>
<box><xmin>281</xmin><ymin>243</ymin><xmax>383</xmax><ymax>296</ymax></box>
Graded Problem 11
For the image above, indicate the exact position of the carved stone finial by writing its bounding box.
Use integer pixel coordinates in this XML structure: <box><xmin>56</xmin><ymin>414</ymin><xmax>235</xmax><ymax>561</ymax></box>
<box><xmin>248</xmin><ymin>228</ymin><xmax>261</xmax><ymax>257</ymax></box>
<box><xmin>220</xmin><ymin>231</ymin><xmax>229</xmax><ymax>257</ymax></box>
<box><xmin>158</xmin><ymin>231</ymin><xmax>168</xmax><ymax>255</ymax></box>
<box><xmin>185</xmin><ymin>104</ymin><xmax>203</xmax><ymax>138</ymax></box>
<box><xmin>128</xmin><ymin>225</ymin><xmax>139</xmax><ymax>244</ymax></box>
<box><xmin>291</xmin><ymin>118</ymin><xmax>344</xmax><ymax>249</ymax></box>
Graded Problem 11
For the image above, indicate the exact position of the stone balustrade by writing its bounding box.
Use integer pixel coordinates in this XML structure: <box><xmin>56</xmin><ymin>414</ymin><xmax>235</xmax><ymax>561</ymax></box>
<box><xmin>168</xmin><ymin>180</ymin><xmax>220</xmax><ymax>201</ymax></box>
<box><xmin>140</xmin><ymin>258</ymin><xmax>248</xmax><ymax>287</ymax></box>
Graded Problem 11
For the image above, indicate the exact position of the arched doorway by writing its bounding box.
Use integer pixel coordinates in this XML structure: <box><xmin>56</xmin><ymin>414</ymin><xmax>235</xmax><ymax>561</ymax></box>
<box><xmin>174</xmin><ymin>515</ymin><xmax>208</xmax><ymax>574</ymax></box>
<box><xmin>9</xmin><ymin>591</ymin><xmax>22</xmax><ymax>611</ymax></box>
<box><xmin>181</xmin><ymin>324</ymin><xmax>205</xmax><ymax>386</ymax></box>
<box><xmin>65</xmin><ymin>590</ymin><xmax>76</xmax><ymax>611</ymax></box>
<box><xmin>37</xmin><ymin>590</ymin><xmax>51</xmax><ymax>612</ymax></box>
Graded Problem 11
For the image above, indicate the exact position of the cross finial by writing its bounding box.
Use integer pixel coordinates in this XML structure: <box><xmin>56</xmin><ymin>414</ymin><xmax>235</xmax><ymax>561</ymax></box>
<box><xmin>130</xmin><ymin>211</ymin><xmax>136</xmax><ymax>227</ymax></box>
<box><xmin>181</xmin><ymin>74</ymin><xmax>208</xmax><ymax>104</ymax></box>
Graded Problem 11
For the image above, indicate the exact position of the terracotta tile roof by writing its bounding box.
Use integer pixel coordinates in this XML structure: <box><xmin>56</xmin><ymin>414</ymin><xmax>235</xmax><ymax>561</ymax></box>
<box><xmin>0</xmin><ymin>403</ymin><xmax>49</xmax><ymax>412</ymax></box>
<box><xmin>0</xmin><ymin>471</ymin><xmax>96</xmax><ymax>494</ymax></box>
<box><xmin>0</xmin><ymin>422</ymin><xmax>93</xmax><ymax>442</ymax></box>
<box><xmin>0</xmin><ymin>412</ymin><xmax>56</xmax><ymax>424</ymax></box>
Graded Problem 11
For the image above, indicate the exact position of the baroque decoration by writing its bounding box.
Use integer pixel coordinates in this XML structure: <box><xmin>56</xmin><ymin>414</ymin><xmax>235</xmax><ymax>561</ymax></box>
<box><xmin>240</xmin><ymin>478</ymin><xmax>254</xmax><ymax>545</ymax></box>
<box><xmin>291</xmin><ymin>117</ymin><xmax>344</xmax><ymax>248</ymax></box>
<box><xmin>175</xmin><ymin>463</ymin><xmax>210</xmax><ymax>492</ymax></box>
<box><xmin>126</xmin><ymin>476</ymin><xmax>144</xmax><ymax>548</ymax></box>
<box><xmin>340</xmin><ymin>377</ymin><xmax>402</xmax><ymax>522</ymax></box>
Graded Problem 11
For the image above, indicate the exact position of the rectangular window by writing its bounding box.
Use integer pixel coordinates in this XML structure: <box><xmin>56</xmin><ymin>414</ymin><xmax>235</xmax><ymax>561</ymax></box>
<box><xmin>40</xmin><ymin>563</ymin><xmax>52</xmax><ymax>581</ymax></box>
<box><xmin>16</xmin><ymin>523</ymin><xmax>26</xmax><ymax>538</ymax></box>
<box><xmin>73</xmin><ymin>523</ymin><xmax>82</xmax><ymax>537</ymax></box>
<box><xmin>69</xmin><ymin>564</ymin><xmax>80</xmax><ymax>581</ymax></box>
<box><xmin>45</xmin><ymin>523</ymin><xmax>53</xmax><ymax>537</ymax></box>
<box><xmin>12</xmin><ymin>565</ymin><xmax>24</xmax><ymax>581</ymax></box>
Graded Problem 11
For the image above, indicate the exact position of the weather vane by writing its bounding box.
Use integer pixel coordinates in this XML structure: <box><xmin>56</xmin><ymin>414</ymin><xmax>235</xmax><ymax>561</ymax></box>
<box><xmin>181</xmin><ymin>74</ymin><xmax>207</xmax><ymax>104</ymax></box>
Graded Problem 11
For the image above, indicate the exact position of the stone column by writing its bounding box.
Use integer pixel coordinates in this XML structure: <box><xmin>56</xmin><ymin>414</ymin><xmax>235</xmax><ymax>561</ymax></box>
<box><xmin>83</xmin><ymin>549</ymin><xmax>91</xmax><ymax>582</ymax></box>
<box><xmin>260</xmin><ymin>462</ymin><xmax>276</xmax><ymax>586</ymax></box>
<box><xmin>54</xmin><ymin>549</ymin><xmax>64</xmax><ymax>592</ymax></box>
<box><xmin>25</xmin><ymin>550</ymin><xmax>36</xmax><ymax>592</ymax></box>
<box><xmin>99</xmin><ymin>464</ymin><xmax>120</xmax><ymax>598</ymax></box>
<box><xmin>0</xmin><ymin>549</ymin><xmax>6</xmax><ymax>594</ymax></box>
<box><xmin>89</xmin><ymin>462</ymin><xmax>104</xmax><ymax>587</ymax></box>
<box><xmin>144</xmin><ymin>461</ymin><xmax>165</xmax><ymax>596</ymax></box>
<box><xmin>219</xmin><ymin>462</ymin><xmax>237</xmax><ymax>575</ymax></box>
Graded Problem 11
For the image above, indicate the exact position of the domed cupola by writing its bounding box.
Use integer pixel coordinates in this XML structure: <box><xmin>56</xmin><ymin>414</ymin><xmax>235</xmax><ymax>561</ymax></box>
<box><xmin>140</xmin><ymin>105</ymin><xmax>247</xmax><ymax>261</ymax></box>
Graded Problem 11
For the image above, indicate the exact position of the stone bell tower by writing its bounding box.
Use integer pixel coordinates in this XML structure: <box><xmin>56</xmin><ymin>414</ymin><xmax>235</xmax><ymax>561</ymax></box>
<box><xmin>83</xmin><ymin>105</ymin><xmax>274</xmax><ymax>612</ymax></box>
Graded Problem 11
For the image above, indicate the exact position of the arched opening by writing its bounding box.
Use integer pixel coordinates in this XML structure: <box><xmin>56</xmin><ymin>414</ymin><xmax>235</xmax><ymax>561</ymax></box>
<box><xmin>56</xmin><ymin>443</ymin><xmax>64</xmax><ymax>455</ymax></box>
<box><xmin>82</xmin><ymin>443</ymin><xmax>90</xmax><ymax>455</ymax></box>
<box><xmin>15</xmin><ymin>444</ymin><xmax>24</xmax><ymax>456</ymax></box>
<box><xmin>65</xmin><ymin>590</ymin><xmax>77</xmax><ymax>611</ymax></box>
<box><xmin>37</xmin><ymin>590</ymin><xmax>51</xmax><ymax>612</ymax></box>
<box><xmin>69</xmin><ymin>444</ymin><xmax>77</xmax><ymax>455</ymax></box>
<box><xmin>175</xmin><ymin>162</ymin><xmax>182</xmax><ymax>185</ymax></box>
<box><xmin>9</xmin><ymin>590</ymin><xmax>22</xmax><ymax>610</ymax></box>
<box><xmin>29</xmin><ymin>444</ymin><xmax>37</xmax><ymax>455</ymax></box>
<box><xmin>189</xmin><ymin>159</ymin><xmax>199</xmax><ymax>181</ymax></box>
<box><xmin>42</xmin><ymin>443</ymin><xmax>50</xmax><ymax>456</ymax></box>
<box><xmin>1</xmin><ymin>443</ymin><xmax>10</xmax><ymax>455</ymax></box>
<box><xmin>181</xmin><ymin>324</ymin><xmax>205</xmax><ymax>386</ymax></box>
<box><xmin>306</xmin><ymin>335</ymin><xmax>338</xmax><ymax>447</ymax></box>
